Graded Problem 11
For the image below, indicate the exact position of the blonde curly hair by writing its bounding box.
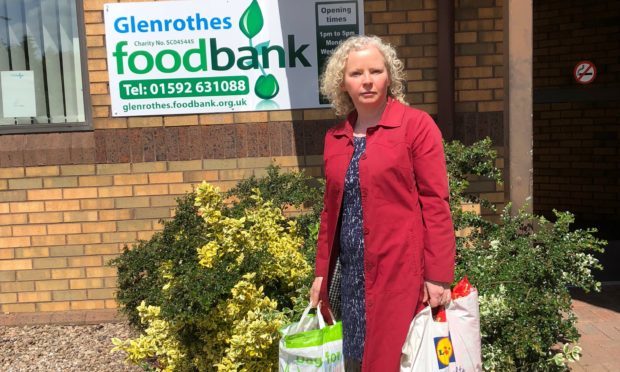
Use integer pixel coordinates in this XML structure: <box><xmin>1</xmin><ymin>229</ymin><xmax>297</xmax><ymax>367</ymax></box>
<box><xmin>319</xmin><ymin>35</ymin><xmax>407</xmax><ymax>116</ymax></box>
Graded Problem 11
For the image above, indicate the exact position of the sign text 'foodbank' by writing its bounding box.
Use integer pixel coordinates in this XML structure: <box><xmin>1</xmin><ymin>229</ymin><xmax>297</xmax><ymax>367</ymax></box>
<box><xmin>112</xmin><ymin>36</ymin><xmax>311</xmax><ymax>75</ymax></box>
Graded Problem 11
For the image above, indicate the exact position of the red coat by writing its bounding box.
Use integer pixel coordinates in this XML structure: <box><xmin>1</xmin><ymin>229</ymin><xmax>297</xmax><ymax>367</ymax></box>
<box><xmin>315</xmin><ymin>98</ymin><xmax>456</xmax><ymax>371</ymax></box>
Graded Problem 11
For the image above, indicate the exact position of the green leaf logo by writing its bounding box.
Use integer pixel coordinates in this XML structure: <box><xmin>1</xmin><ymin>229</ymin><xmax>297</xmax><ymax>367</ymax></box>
<box><xmin>240</xmin><ymin>0</ymin><xmax>264</xmax><ymax>39</ymax></box>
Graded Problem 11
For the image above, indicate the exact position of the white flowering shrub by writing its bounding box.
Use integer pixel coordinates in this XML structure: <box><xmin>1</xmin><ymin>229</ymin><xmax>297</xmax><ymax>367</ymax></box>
<box><xmin>456</xmin><ymin>208</ymin><xmax>604</xmax><ymax>371</ymax></box>
<box><xmin>446</xmin><ymin>139</ymin><xmax>605</xmax><ymax>371</ymax></box>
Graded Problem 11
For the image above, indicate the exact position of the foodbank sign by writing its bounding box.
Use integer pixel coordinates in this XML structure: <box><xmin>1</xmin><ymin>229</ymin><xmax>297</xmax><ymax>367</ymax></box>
<box><xmin>104</xmin><ymin>0</ymin><xmax>363</xmax><ymax>116</ymax></box>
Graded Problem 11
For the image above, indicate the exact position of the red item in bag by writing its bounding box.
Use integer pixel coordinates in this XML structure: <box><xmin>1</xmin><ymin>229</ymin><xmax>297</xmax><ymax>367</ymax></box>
<box><xmin>451</xmin><ymin>276</ymin><xmax>473</xmax><ymax>300</ymax></box>
<box><xmin>433</xmin><ymin>306</ymin><xmax>447</xmax><ymax>322</ymax></box>
<box><xmin>433</xmin><ymin>277</ymin><xmax>474</xmax><ymax>322</ymax></box>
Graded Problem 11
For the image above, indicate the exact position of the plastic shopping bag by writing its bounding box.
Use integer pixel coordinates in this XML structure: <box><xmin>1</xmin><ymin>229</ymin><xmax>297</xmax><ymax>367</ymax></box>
<box><xmin>279</xmin><ymin>304</ymin><xmax>344</xmax><ymax>372</ymax></box>
<box><xmin>400</xmin><ymin>277</ymin><xmax>482</xmax><ymax>372</ymax></box>
<box><xmin>400</xmin><ymin>305</ymin><xmax>452</xmax><ymax>371</ymax></box>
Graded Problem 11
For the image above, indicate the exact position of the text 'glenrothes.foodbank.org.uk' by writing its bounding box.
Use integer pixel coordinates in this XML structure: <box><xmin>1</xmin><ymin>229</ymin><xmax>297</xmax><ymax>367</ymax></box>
<box><xmin>121</xmin><ymin>97</ymin><xmax>248</xmax><ymax>114</ymax></box>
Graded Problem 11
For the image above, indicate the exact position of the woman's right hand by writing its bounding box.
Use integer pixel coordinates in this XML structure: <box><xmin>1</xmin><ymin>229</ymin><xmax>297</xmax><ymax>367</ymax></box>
<box><xmin>309</xmin><ymin>277</ymin><xmax>323</xmax><ymax>307</ymax></box>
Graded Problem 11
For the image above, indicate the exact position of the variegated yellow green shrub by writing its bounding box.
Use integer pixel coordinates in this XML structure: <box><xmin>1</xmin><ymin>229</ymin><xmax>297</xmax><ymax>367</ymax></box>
<box><xmin>112</xmin><ymin>182</ymin><xmax>312</xmax><ymax>371</ymax></box>
<box><xmin>112</xmin><ymin>301</ymin><xmax>184</xmax><ymax>372</ymax></box>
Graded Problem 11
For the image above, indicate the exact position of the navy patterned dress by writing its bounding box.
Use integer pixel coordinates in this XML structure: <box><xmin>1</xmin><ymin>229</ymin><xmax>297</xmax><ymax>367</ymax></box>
<box><xmin>339</xmin><ymin>136</ymin><xmax>367</xmax><ymax>361</ymax></box>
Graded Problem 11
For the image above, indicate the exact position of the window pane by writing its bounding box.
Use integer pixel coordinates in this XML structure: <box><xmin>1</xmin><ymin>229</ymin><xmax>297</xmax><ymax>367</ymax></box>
<box><xmin>0</xmin><ymin>0</ymin><xmax>86</xmax><ymax>127</ymax></box>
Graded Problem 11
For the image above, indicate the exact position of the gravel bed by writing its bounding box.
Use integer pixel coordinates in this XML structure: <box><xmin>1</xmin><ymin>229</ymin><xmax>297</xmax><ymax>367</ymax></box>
<box><xmin>0</xmin><ymin>322</ymin><xmax>142</xmax><ymax>372</ymax></box>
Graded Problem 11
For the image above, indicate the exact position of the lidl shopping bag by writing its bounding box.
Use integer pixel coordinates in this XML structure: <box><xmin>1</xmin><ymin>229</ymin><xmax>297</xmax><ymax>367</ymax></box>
<box><xmin>400</xmin><ymin>305</ymin><xmax>452</xmax><ymax>371</ymax></box>
<box><xmin>401</xmin><ymin>277</ymin><xmax>482</xmax><ymax>372</ymax></box>
<box><xmin>279</xmin><ymin>304</ymin><xmax>344</xmax><ymax>372</ymax></box>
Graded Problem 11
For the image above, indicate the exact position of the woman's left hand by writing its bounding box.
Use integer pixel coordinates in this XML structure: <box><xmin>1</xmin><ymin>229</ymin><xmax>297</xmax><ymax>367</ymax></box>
<box><xmin>423</xmin><ymin>280</ymin><xmax>451</xmax><ymax>308</ymax></box>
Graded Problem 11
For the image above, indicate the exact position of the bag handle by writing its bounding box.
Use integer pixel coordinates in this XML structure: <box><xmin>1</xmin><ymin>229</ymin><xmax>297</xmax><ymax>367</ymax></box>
<box><xmin>289</xmin><ymin>304</ymin><xmax>315</xmax><ymax>335</ymax></box>
<box><xmin>283</xmin><ymin>303</ymin><xmax>337</xmax><ymax>336</ymax></box>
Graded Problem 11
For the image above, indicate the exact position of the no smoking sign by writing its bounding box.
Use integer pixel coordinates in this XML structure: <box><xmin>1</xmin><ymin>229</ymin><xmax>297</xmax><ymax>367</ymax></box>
<box><xmin>573</xmin><ymin>61</ymin><xmax>596</xmax><ymax>84</ymax></box>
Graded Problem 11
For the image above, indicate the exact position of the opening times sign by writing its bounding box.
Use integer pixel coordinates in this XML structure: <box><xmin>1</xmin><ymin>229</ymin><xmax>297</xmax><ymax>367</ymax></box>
<box><xmin>316</xmin><ymin>2</ymin><xmax>360</xmax><ymax>104</ymax></box>
<box><xmin>104</xmin><ymin>0</ymin><xmax>363</xmax><ymax>117</ymax></box>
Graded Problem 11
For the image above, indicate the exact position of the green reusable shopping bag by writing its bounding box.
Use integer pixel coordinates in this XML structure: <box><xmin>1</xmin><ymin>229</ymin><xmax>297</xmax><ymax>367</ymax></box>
<box><xmin>279</xmin><ymin>304</ymin><xmax>344</xmax><ymax>372</ymax></box>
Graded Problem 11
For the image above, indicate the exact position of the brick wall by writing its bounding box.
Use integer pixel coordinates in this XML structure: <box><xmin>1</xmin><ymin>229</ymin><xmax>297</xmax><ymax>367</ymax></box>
<box><xmin>0</xmin><ymin>0</ymin><xmax>506</xmax><ymax>323</ymax></box>
<box><xmin>533</xmin><ymin>0</ymin><xmax>620</xmax><ymax>226</ymax></box>
<box><xmin>0</xmin><ymin>156</ymin><xmax>322</xmax><ymax>316</ymax></box>
<box><xmin>453</xmin><ymin>0</ymin><xmax>504</xmax><ymax>145</ymax></box>
<box><xmin>365</xmin><ymin>0</ymin><xmax>440</xmax><ymax>114</ymax></box>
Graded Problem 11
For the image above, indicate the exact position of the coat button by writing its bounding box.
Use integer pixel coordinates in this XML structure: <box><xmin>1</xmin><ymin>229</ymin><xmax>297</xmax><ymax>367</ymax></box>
<box><xmin>363</xmin><ymin>227</ymin><xmax>369</xmax><ymax>235</ymax></box>
<box><xmin>361</xmin><ymin>154</ymin><xmax>367</xmax><ymax>160</ymax></box>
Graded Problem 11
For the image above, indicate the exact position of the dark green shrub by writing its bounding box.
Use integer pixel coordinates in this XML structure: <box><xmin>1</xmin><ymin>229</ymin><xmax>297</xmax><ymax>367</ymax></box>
<box><xmin>111</xmin><ymin>193</ymin><xmax>208</xmax><ymax>328</ymax></box>
<box><xmin>224</xmin><ymin>164</ymin><xmax>323</xmax><ymax>218</ymax></box>
<box><xmin>444</xmin><ymin>137</ymin><xmax>502</xmax><ymax>234</ymax></box>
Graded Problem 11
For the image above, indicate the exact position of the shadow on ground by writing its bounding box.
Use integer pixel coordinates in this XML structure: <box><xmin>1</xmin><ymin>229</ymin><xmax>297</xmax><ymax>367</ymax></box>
<box><xmin>571</xmin><ymin>285</ymin><xmax>620</xmax><ymax>313</ymax></box>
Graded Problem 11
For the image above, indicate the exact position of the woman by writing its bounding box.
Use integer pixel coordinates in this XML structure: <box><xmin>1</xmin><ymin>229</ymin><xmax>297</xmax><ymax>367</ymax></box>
<box><xmin>310</xmin><ymin>35</ymin><xmax>456</xmax><ymax>371</ymax></box>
